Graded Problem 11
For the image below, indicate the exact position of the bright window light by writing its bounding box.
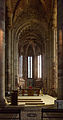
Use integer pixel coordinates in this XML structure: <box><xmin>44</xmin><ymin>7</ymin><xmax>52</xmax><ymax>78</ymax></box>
<box><xmin>28</xmin><ymin>56</ymin><xmax>32</xmax><ymax>78</ymax></box>
<box><xmin>38</xmin><ymin>55</ymin><xmax>42</xmax><ymax>78</ymax></box>
<box><xmin>19</xmin><ymin>55</ymin><xmax>23</xmax><ymax>78</ymax></box>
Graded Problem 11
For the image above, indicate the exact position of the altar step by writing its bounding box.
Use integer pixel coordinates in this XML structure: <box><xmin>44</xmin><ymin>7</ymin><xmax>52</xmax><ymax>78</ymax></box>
<box><xmin>18</xmin><ymin>98</ymin><xmax>41</xmax><ymax>101</ymax></box>
<box><xmin>6</xmin><ymin>97</ymin><xmax>42</xmax><ymax>102</ymax></box>
<box><xmin>18</xmin><ymin>98</ymin><xmax>41</xmax><ymax>100</ymax></box>
<box><xmin>6</xmin><ymin>97</ymin><xmax>45</xmax><ymax>105</ymax></box>
<box><xmin>25</xmin><ymin>102</ymin><xmax>45</xmax><ymax>105</ymax></box>
<box><xmin>18</xmin><ymin>98</ymin><xmax>45</xmax><ymax>105</ymax></box>
<box><xmin>18</xmin><ymin>100</ymin><xmax>43</xmax><ymax>102</ymax></box>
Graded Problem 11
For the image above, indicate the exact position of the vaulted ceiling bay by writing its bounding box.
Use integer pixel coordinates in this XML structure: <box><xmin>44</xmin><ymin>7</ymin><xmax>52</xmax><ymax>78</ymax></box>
<box><xmin>5</xmin><ymin>0</ymin><xmax>57</xmax><ymax>97</ymax></box>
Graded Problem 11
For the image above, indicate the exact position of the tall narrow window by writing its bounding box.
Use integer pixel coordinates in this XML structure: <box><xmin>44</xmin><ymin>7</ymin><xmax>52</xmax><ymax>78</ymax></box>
<box><xmin>19</xmin><ymin>55</ymin><xmax>23</xmax><ymax>78</ymax></box>
<box><xmin>38</xmin><ymin>55</ymin><xmax>42</xmax><ymax>78</ymax></box>
<box><xmin>28</xmin><ymin>56</ymin><xmax>32</xmax><ymax>78</ymax></box>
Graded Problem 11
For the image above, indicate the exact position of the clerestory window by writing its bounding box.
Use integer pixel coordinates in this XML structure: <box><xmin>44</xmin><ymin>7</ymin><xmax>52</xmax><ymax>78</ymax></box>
<box><xmin>19</xmin><ymin>55</ymin><xmax>23</xmax><ymax>78</ymax></box>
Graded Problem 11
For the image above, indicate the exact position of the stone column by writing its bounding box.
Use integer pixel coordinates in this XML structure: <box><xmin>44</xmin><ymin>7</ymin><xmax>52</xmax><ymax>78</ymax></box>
<box><xmin>57</xmin><ymin>0</ymin><xmax>63</xmax><ymax>99</ymax></box>
<box><xmin>55</xmin><ymin>0</ymin><xmax>63</xmax><ymax>109</ymax></box>
<box><xmin>46</xmin><ymin>38</ymin><xmax>50</xmax><ymax>94</ymax></box>
<box><xmin>11</xmin><ymin>30</ymin><xmax>14</xmax><ymax>90</ymax></box>
<box><xmin>50</xmin><ymin>27</ymin><xmax>56</xmax><ymax>95</ymax></box>
<box><xmin>34</xmin><ymin>55</ymin><xmax>37</xmax><ymax>87</ymax></box>
<box><xmin>53</xmin><ymin>27</ymin><xmax>58</xmax><ymax>94</ymax></box>
<box><xmin>0</xmin><ymin>0</ymin><xmax>5</xmax><ymax>105</ymax></box>
<box><xmin>43</xmin><ymin>42</ymin><xmax>47</xmax><ymax>92</ymax></box>
<box><xmin>14</xmin><ymin>42</ymin><xmax>18</xmax><ymax>90</ymax></box>
<box><xmin>23</xmin><ymin>54</ymin><xmax>27</xmax><ymax>88</ymax></box>
<box><xmin>48</xmin><ymin>25</ymin><xmax>57</xmax><ymax>96</ymax></box>
<box><xmin>7</xmin><ymin>30</ymin><xmax>12</xmax><ymax>91</ymax></box>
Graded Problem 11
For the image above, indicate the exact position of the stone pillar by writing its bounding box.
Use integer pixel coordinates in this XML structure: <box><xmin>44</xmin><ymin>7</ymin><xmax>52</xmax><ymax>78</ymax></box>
<box><xmin>53</xmin><ymin>27</ymin><xmax>58</xmax><ymax>94</ymax></box>
<box><xmin>7</xmin><ymin>30</ymin><xmax>12</xmax><ymax>91</ymax></box>
<box><xmin>34</xmin><ymin>55</ymin><xmax>37</xmax><ymax>87</ymax></box>
<box><xmin>14</xmin><ymin>42</ymin><xmax>18</xmax><ymax>90</ymax></box>
<box><xmin>50</xmin><ymin>27</ymin><xmax>56</xmax><ymax>95</ymax></box>
<box><xmin>46</xmin><ymin>38</ymin><xmax>50</xmax><ymax>94</ymax></box>
<box><xmin>23</xmin><ymin>54</ymin><xmax>27</xmax><ymax>88</ymax></box>
<box><xmin>57</xmin><ymin>0</ymin><xmax>63</xmax><ymax>100</ymax></box>
<box><xmin>48</xmin><ymin>25</ymin><xmax>57</xmax><ymax>96</ymax></box>
<box><xmin>0</xmin><ymin>0</ymin><xmax>5</xmax><ymax>105</ymax></box>
<box><xmin>55</xmin><ymin>0</ymin><xmax>63</xmax><ymax>109</ymax></box>
<box><xmin>11</xmin><ymin>30</ymin><xmax>14</xmax><ymax>90</ymax></box>
<box><xmin>43</xmin><ymin>42</ymin><xmax>47</xmax><ymax>92</ymax></box>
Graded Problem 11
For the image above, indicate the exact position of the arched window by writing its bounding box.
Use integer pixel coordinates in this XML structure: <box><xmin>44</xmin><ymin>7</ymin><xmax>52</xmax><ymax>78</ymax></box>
<box><xmin>28</xmin><ymin>56</ymin><xmax>32</xmax><ymax>78</ymax></box>
<box><xmin>38</xmin><ymin>55</ymin><xmax>42</xmax><ymax>78</ymax></box>
<box><xmin>19</xmin><ymin>55</ymin><xmax>23</xmax><ymax>78</ymax></box>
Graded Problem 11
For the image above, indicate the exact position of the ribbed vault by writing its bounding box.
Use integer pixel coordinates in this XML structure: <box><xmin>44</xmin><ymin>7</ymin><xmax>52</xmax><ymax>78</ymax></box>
<box><xmin>16</xmin><ymin>21</ymin><xmax>46</xmax><ymax>56</ymax></box>
<box><xmin>5</xmin><ymin>0</ymin><xmax>58</xmax><ymax>95</ymax></box>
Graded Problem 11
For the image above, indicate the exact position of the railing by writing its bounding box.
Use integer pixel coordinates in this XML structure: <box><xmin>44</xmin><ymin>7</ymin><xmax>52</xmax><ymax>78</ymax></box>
<box><xmin>41</xmin><ymin>108</ymin><xmax>63</xmax><ymax>120</ymax></box>
<box><xmin>0</xmin><ymin>107</ymin><xmax>23</xmax><ymax>120</ymax></box>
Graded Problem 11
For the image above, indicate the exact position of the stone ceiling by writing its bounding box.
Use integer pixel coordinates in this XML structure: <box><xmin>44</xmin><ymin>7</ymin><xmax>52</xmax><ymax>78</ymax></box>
<box><xmin>6</xmin><ymin>0</ymin><xmax>55</xmax><ymax>25</ymax></box>
<box><xmin>9</xmin><ymin>0</ymin><xmax>53</xmax><ymax>14</ymax></box>
<box><xmin>5</xmin><ymin>0</ymin><xmax>57</xmax><ymax>56</ymax></box>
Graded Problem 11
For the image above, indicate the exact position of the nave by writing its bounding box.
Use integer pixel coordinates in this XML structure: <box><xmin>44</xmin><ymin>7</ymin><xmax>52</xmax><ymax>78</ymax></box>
<box><xmin>0</xmin><ymin>0</ymin><xmax>63</xmax><ymax>120</ymax></box>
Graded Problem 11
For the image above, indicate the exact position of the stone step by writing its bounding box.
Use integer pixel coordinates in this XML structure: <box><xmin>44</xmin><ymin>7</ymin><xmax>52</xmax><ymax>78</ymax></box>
<box><xmin>25</xmin><ymin>102</ymin><xmax>45</xmax><ymax>105</ymax></box>
<box><xmin>18</xmin><ymin>98</ymin><xmax>41</xmax><ymax>100</ymax></box>
<box><xmin>7</xmin><ymin>97</ymin><xmax>41</xmax><ymax>101</ymax></box>
<box><xmin>6</xmin><ymin>97</ymin><xmax>43</xmax><ymax>104</ymax></box>
<box><xmin>7</xmin><ymin>99</ymin><xmax>43</xmax><ymax>103</ymax></box>
<box><xmin>18</xmin><ymin>100</ymin><xmax>43</xmax><ymax>102</ymax></box>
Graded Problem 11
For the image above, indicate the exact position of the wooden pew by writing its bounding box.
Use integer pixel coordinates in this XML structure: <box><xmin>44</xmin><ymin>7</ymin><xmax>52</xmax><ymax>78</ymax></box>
<box><xmin>0</xmin><ymin>107</ymin><xmax>23</xmax><ymax>120</ymax></box>
<box><xmin>41</xmin><ymin>108</ymin><xmax>63</xmax><ymax>120</ymax></box>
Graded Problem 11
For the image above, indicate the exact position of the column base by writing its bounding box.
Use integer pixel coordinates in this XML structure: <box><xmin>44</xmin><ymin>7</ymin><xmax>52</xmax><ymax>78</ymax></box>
<box><xmin>55</xmin><ymin>100</ymin><xmax>63</xmax><ymax>109</ymax></box>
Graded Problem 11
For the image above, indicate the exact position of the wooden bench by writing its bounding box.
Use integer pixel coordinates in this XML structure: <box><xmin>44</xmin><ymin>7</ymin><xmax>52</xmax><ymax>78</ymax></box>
<box><xmin>41</xmin><ymin>108</ymin><xmax>63</xmax><ymax>120</ymax></box>
<box><xmin>0</xmin><ymin>107</ymin><xmax>23</xmax><ymax>120</ymax></box>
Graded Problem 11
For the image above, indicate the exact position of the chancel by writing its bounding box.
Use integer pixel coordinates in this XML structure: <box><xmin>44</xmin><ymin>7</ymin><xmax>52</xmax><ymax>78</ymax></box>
<box><xmin>0</xmin><ymin>0</ymin><xmax>63</xmax><ymax>119</ymax></box>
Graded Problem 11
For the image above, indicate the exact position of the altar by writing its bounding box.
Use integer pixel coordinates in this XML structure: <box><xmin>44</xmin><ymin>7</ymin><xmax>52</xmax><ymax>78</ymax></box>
<box><xmin>19</xmin><ymin>88</ymin><xmax>40</xmax><ymax>96</ymax></box>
